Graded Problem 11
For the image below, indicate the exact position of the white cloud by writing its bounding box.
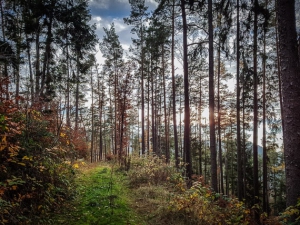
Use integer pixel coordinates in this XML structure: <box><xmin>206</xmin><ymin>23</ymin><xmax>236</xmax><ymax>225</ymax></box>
<box><xmin>94</xmin><ymin>16</ymin><xmax>102</xmax><ymax>22</ymax></box>
<box><xmin>89</xmin><ymin>0</ymin><xmax>109</xmax><ymax>9</ymax></box>
<box><xmin>145</xmin><ymin>0</ymin><xmax>158</xmax><ymax>9</ymax></box>
<box><xmin>91</xmin><ymin>16</ymin><xmax>102</xmax><ymax>29</ymax></box>
<box><xmin>113</xmin><ymin>18</ymin><xmax>127</xmax><ymax>32</ymax></box>
<box><xmin>121</xmin><ymin>43</ymin><xmax>130</xmax><ymax>51</ymax></box>
<box><xmin>89</xmin><ymin>0</ymin><xmax>159</xmax><ymax>66</ymax></box>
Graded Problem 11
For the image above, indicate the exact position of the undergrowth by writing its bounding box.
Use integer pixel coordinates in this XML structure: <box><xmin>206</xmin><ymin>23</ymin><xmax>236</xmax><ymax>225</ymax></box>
<box><xmin>279</xmin><ymin>198</ymin><xmax>300</xmax><ymax>225</ymax></box>
<box><xmin>126</xmin><ymin>155</ymin><xmax>251</xmax><ymax>225</ymax></box>
<box><xmin>0</xmin><ymin>106</ymin><xmax>76</xmax><ymax>224</ymax></box>
<box><xmin>53</xmin><ymin>163</ymin><xmax>145</xmax><ymax>225</ymax></box>
<box><xmin>0</xmin><ymin>84</ymin><xmax>82</xmax><ymax>225</ymax></box>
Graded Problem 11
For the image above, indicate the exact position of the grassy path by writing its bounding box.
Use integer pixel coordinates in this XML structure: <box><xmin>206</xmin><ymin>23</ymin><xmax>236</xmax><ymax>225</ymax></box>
<box><xmin>54</xmin><ymin>163</ymin><xmax>146</xmax><ymax>225</ymax></box>
<box><xmin>51</xmin><ymin>158</ymin><xmax>257</xmax><ymax>225</ymax></box>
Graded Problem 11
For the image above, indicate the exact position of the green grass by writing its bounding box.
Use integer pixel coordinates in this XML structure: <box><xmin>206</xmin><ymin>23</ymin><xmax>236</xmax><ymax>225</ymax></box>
<box><xmin>51</xmin><ymin>158</ymin><xmax>254</xmax><ymax>225</ymax></box>
<box><xmin>53</xmin><ymin>164</ymin><xmax>145</xmax><ymax>225</ymax></box>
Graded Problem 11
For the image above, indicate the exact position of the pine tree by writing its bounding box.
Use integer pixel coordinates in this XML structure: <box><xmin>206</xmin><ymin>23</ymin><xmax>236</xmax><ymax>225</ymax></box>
<box><xmin>124</xmin><ymin>0</ymin><xmax>148</xmax><ymax>155</ymax></box>
<box><xmin>277</xmin><ymin>0</ymin><xmax>300</xmax><ymax>213</ymax></box>
<box><xmin>180</xmin><ymin>0</ymin><xmax>193</xmax><ymax>179</ymax></box>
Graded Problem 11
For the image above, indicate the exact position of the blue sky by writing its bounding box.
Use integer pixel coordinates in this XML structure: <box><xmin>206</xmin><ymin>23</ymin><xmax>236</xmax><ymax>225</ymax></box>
<box><xmin>88</xmin><ymin>0</ymin><xmax>158</xmax><ymax>62</ymax></box>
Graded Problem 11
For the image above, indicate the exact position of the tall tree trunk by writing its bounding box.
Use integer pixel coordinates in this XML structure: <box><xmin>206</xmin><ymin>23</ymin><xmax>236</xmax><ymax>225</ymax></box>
<box><xmin>0</xmin><ymin>0</ymin><xmax>9</xmax><ymax>99</ymax></box>
<box><xmin>171</xmin><ymin>0</ymin><xmax>179</xmax><ymax>168</ymax></box>
<box><xmin>157</xmin><ymin>73</ymin><xmax>161</xmax><ymax>153</ymax></box>
<box><xmin>204</xmin><ymin>119</ymin><xmax>208</xmax><ymax>184</ymax></box>
<box><xmin>114</xmin><ymin>56</ymin><xmax>118</xmax><ymax>156</ymax></box>
<box><xmin>42</xmin><ymin>14</ymin><xmax>53</xmax><ymax>98</ymax></box>
<box><xmin>64</xmin><ymin>16</ymin><xmax>71</xmax><ymax>127</ymax></box>
<box><xmin>120</xmin><ymin>96</ymin><xmax>126</xmax><ymax>162</ymax></box>
<box><xmin>217</xmin><ymin>45</ymin><xmax>224</xmax><ymax>194</ymax></box>
<box><xmin>91</xmin><ymin>72</ymin><xmax>94</xmax><ymax>163</ymax></box>
<box><xmin>242</xmin><ymin>72</ymin><xmax>247</xmax><ymax>198</ymax></box>
<box><xmin>141</xmin><ymin>26</ymin><xmax>146</xmax><ymax>155</ymax></box>
<box><xmin>262</xmin><ymin>15</ymin><xmax>269</xmax><ymax>213</ymax></box>
<box><xmin>275</xmin><ymin>0</ymin><xmax>284</xmax><ymax>132</ymax></box>
<box><xmin>75</xmin><ymin>54</ymin><xmax>80</xmax><ymax>131</ymax></box>
<box><xmin>147</xmin><ymin>64</ymin><xmax>150</xmax><ymax>154</ymax></box>
<box><xmin>230</xmin><ymin>120</ymin><xmax>234</xmax><ymax>195</ymax></box>
<box><xmin>162</xmin><ymin>44</ymin><xmax>169</xmax><ymax>162</ymax></box>
<box><xmin>180</xmin><ymin>0</ymin><xmax>192</xmax><ymax>179</ymax></box>
<box><xmin>180</xmin><ymin>86</ymin><xmax>183</xmax><ymax>158</ymax></box>
<box><xmin>208</xmin><ymin>0</ymin><xmax>218</xmax><ymax>192</ymax></box>
<box><xmin>137</xmin><ymin>93</ymin><xmax>140</xmax><ymax>156</ymax></box>
<box><xmin>25</xmin><ymin>34</ymin><xmax>34</xmax><ymax>102</ymax></box>
<box><xmin>151</xmin><ymin>64</ymin><xmax>156</xmax><ymax>154</ymax></box>
<box><xmin>66</xmin><ymin>44</ymin><xmax>71</xmax><ymax>127</ymax></box>
<box><xmin>35</xmin><ymin>30</ymin><xmax>41</xmax><ymax>99</ymax></box>
<box><xmin>277</xmin><ymin>0</ymin><xmax>300</xmax><ymax>211</ymax></box>
<box><xmin>236</xmin><ymin>0</ymin><xmax>243</xmax><ymax>201</ymax></box>
<box><xmin>97</xmin><ymin>74</ymin><xmax>103</xmax><ymax>160</ymax></box>
<box><xmin>225</xmin><ymin>129</ymin><xmax>229</xmax><ymax>195</ymax></box>
<box><xmin>15</xmin><ymin>35</ymin><xmax>21</xmax><ymax>106</ymax></box>
<box><xmin>199</xmin><ymin>81</ymin><xmax>202</xmax><ymax>175</ymax></box>
<box><xmin>252</xmin><ymin>1</ymin><xmax>260</xmax><ymax>223</ymax></box>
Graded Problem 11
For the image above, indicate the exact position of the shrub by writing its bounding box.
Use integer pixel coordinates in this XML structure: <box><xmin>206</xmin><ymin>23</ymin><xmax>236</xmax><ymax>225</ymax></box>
<box><xmin>280</xmin><ymin>198</ymin><xmax>300</xmax><ymax>225</ymax></box>
<box><xmin>125</xmin><ymin>156</ymin><xmax>250</xmax><ymax>225</ymax></box>
<box><xmin>164</xmin><ymin>181</ymin><xmax>251</xmax><ymax>225</ymax></box>
<box><xmin>0</xmin><ymin>99</ymin><xmax>76</xmax><ymax>224</ymax></box>
<box><xmin>127</xmin><ymin>155</ymin><xmax>179</xmax><ymax>187</ymax></box>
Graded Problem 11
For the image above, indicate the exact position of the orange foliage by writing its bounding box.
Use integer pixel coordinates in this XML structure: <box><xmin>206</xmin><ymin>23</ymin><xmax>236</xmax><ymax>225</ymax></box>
<box><xmin>0</xmin><ymin>79</ymin><xmax>76</xmax><ymax>224</ymax></box>
<box><xmin>72</xmin><ymin>129</ymin><xmax>88</xmax><ymax>158</ymax></box>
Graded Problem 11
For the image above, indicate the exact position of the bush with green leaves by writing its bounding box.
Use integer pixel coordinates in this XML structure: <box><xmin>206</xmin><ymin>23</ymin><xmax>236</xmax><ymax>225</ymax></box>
<box><xmin>0</xmin><ymin>101</ymin><xmax>76</xmax><ymax>224</ymax></box>
<box><xmin>280</xmin><ymin>198</ymin><xmax>300</xmax><ymax>225</ymax></box>
<box><xmin>163</xmin><ymin>181</ymin><xmax>251</xmax><ymax>225</ymax></box>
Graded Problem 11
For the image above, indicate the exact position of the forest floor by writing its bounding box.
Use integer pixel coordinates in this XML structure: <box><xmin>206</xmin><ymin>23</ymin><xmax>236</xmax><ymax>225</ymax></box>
<box><xmin>51</xmin><ymin>160</ymin><xmax>283</xmax><ymax>225</ymax></box>
<box><xmin>52</xmin><ymin>162</ymin><xmax>147</xmax><ymax>225</ymax></box>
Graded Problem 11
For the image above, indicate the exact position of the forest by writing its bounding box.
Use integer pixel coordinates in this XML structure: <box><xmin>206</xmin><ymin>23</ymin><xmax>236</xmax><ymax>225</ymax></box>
<box><xmin>0</xmin><ymin>0</ymin><xmax>300</xmax><ymax>224</ymax></box>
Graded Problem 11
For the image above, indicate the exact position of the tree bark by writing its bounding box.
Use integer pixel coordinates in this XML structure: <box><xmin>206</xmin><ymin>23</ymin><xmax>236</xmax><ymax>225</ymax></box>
<box><xmin>91</xmin><ymin>71</ymin><xmax>94</xmax><ymax>163</ymax></box>
<box><xmin>252</xmin><ymin>1</ymin><xmax>259</xmax><ymax>216</ymax></box>
<box><xmin>25</xmin><ymin>33</ymin><xmax>34</xmax><ymax>102</ymax></box>
<box><xmin>141</xmin><ymin>25</ymin><xmax>146</xmax><ymax>155</ymax></box>
<box><xmin>35</xmin><ymin>30</ymin><xmax>41</xmax><ymax>99</ymax></box>
<box><xmin>236</xmin><ymin>0</ymin><xmax>243</xmax><ymax>201</ymax></box>
<box><xmin>75</xmin><ymin>54</ymin><xmax>80</xmax><ymax>131</ymax></box>
<box><xmin>199</xmin><ymin>81</ymin><xmax>202</xmax><ymax>175</ymax></box>
<box><xmin>114</xmin><ymin>53</ymin><xmax>118</xmax><ymax>156</ymax></box>
<box><xmin>180</xmin><ymin>0</ymin><xmax>192</xmax><ymax>178</ymax></box>
<box><xmin>0</xmin><ymin>0</ymin><xmax>9</xmax><ymax>99</ymax></box>
<box><xmin>162</xmin><ymin>44</ymin><xmax>169</xmax><ymax>162</ymax></box>
<box><xmin>217</xmin><ymin>45</ymin><xmax>224</xmax><ymax>194</ymax></box>
<box><xmin>208</xmin><ymin>0</ymin><xmax>218</xmax><ymax>192</ymax></box>
<box><xmin>277</xmin><ymin>0</ymin><xmax>300</xmax><ymax>210</ymax></box>
<box><xmin>97</xmin><ymin>71</ymin><xmax>104</xmax><ymax>160</ymax></box>
<box><xmin>262</xmin><ymin>0</ymin><xmax>269</xmax><ymax>212</ymax></box>
<box><xmin>262</xmin><ymin>25</ymin><xmax>268</xmax><ymax>214</ymax></box>
<box><xmin>275</xmin><ymin>0</ymin><xmax>284</xmax><ymax>133</ymax></box>
<box><xmin>171</xmin><ymin>0</ymin><xmax>179</xmax><ymax>168</ymax></box>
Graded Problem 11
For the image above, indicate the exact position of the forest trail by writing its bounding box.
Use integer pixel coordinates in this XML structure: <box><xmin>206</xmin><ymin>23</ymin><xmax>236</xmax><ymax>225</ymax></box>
<box><xmin>51</xmin><ymin>159</ymin><xmax>258</xmax><ymax>225</ymax></box>
<box><xmin>53</xmin><ymin>163</ymin><xmax>146</xmax><ymax>225</ymax></box>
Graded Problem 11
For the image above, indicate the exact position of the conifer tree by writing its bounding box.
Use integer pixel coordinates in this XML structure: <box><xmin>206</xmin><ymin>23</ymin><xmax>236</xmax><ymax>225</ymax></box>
<box><xmin>277</xmin><ymin>0</ymin><xmax>300</xmax><ymax>212</ymax></box>
<box><xmin>124</xmin><ymin>0</ymin><xmax>148</xmax><ymax>155</ymax></box>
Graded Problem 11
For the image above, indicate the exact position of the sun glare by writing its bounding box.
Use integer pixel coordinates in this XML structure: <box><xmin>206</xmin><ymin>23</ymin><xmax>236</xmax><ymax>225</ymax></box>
<box><xmin>201</xmin><ymin>107</ymin><xmax>210</xmax><ymax>123</ymax></box>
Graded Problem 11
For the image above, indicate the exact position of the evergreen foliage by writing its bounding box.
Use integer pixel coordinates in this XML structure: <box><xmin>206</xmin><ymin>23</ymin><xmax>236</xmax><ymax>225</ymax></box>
<box><xmin>0</xmin><ymin>0</ymin><xmax>299</xmax><ymax>223</ymax></box>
